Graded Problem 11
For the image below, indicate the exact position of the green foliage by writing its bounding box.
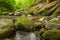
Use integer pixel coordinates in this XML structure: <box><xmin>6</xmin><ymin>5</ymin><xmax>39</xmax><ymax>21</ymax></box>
<box><xmin>0</xmin><ymin>0</ymin><xmax>16</xmax><ymax>11</ymax></box>
<box><xmin>0</xmin><ymin>0</ymin><xmax>35</xmax><ymax>12</ymax></box>
<box><xmin>42</xmin><ymin>29</ymin><xmax>60</xmax><ymax>40</ymax></box>
<box><xmin>19</xmin><ymin>0</ymin><xmax>35</xmax><ymax>9</ymax></box>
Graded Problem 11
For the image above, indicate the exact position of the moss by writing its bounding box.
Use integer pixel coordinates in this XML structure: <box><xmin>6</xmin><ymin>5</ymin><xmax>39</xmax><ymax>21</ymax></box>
<box><xmin>15</xmin><ymin>16</ymin><xmax>33</xmax><ymax>31</ymax></box>
<box><xmin>42</xmin><ymin>29</ymin><xmax>60</xmax><ymax>40</ymax></box>
<box><xmin>0</xmin><ymin>18</ymin><xmax>14</xmax><ymax>38</ymax></box>
<box><xmin>15</xmin><ymin>16</ymin><xmax>32</xmax><ymax>25</ymax></box>
<box><xmin>39</xmin><ymin>28</ymin><xmax>46</xmax><ymax>37</ymax></box>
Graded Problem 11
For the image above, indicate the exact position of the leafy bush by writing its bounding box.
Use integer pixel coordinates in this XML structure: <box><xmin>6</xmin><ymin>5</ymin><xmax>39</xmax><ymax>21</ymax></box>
<box><xmin>0</xmin><ymin>0</ymin><xmax>16</xmax><ymax>11</ymax></box>
<box><xmin>19</xmin><ymin>0</ymin><xmax>35</xmax><ymax>9</ymax></box>
<box><xmin>42</xmin><ymin>29</ymin><xmax>60</xmax><ymax>40</ymax></box>
<box><xmin>0</xmin><ymin>0</ymin><xmax>35</xmax><ymax>11</ymax></box>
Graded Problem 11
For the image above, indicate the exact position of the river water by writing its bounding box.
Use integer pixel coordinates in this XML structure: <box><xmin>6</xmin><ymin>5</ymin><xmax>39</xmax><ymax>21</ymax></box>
<box><xmin>5</xmin><ymin>31</ymin><xmax>40</xmax><ymax>40</ymax></box>
<box><xmin>14</xmin><ymin>31</ymin><xmax>40</xmax><ymax>40</ymax></box>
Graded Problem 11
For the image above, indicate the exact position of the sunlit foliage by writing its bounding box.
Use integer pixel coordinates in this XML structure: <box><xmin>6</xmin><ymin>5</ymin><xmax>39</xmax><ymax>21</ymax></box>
<box><xmin>0</xmin><ymin>0</ymin><xmax>35</xmax><ymax>11</ymax></box>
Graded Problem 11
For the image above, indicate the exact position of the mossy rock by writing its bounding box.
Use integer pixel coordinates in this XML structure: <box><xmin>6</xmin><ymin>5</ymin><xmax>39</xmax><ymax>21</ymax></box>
<box><xmin>39</xmin><ymin>28</ymin><xmax>46</xmax><ymax>36</ymax></box>
<box><xmin>15</xmin><ymin>16</ymin><xmax>33</xmax><ymax>31</ymax></box>
<box><xmin>42</xmin><ymin>29</ymin><xmax>60</xmax><ymax>40</ymax></box>
<box><xmin>45</xmin><ymin>22</ymin><xmax>60</xmax><ymax>30</ymax></box>
<box><xmin>0</xmin><ymin>18</ymin><xmax>14</xmax><ymax>38</ymax></box>
<box><xmin>41</xmin><ymin>16</ymin><xmax>60</xmax><ymax>29</ymax></box>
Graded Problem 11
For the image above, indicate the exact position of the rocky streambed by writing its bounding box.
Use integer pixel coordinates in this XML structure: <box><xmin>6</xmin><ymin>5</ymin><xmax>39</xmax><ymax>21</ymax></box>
<box><xmin>0</xmin><ymin>16</ymin><xmax>60</xmax><ymax>40</ymax></box>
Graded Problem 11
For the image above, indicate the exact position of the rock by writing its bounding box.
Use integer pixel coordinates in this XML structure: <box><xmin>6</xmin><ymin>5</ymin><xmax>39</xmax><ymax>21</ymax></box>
<box><xmin>38</xmin><ymin>17</ymin><xmax>51</xmax><ymax>23</ymax></box>
<box><xmin>8</xmin><ymin>12</ymin><xmax>13</xmax><ymax>15</ymax></box>
<box><xmin>42</xmin><ymin>29</ymin><xmax>60</xmax><ymax>40</ymax></box>
<box><xmin>0</xmin><ymin>18</ymin><xmax>14</xmax><ymax>38</ymax></box>
<box><xmin>49</xmin><ymin>17</ymin><xmax>59</xmax><ymax>22</ymax></box>
<box><xmin>33</xmin><ymin>22</ymin><xmax>42</xmax><ymax>31</ymax></box>
<box><xmin>45</xmin><ymin>22</ymin><xmax>60</xmax><ymax>29</ymax></box>
<box><xmin>15</xmin><ymin>16</ymin><xmax>33</xmax><ymax>31</ymax></box>
<box><xmin>39</xmin><ymin>17</ymin><xmax>46</xmax><ymax>21</ymax></box>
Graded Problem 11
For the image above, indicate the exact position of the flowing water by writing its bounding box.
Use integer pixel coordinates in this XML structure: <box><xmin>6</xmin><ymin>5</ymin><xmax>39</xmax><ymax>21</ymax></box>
<box><xmin>5</xmin><ymin>31</ymin><xmax>40</xmax><ymax>40</ymax></box>
<box><xmin>14</xmin><ymin>31</ymin><xmax>40</xmax><ymax>40</ymax></box>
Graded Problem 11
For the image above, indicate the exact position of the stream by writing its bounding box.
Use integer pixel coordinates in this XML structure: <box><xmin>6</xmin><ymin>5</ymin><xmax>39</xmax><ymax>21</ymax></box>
<box><xmin>14</xmin><ymin>31</ymin><xmax>40</xmax><ymax>40</ymax></box>
<box><xmin>5</xmin><ymin>31</ymin><xmax>40</xmax><ymax>40</ymax></box>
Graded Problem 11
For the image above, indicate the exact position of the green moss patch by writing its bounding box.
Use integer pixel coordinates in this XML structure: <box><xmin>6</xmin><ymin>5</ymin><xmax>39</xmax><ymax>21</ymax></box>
<box><xmin>42</xmin><ymin>29</ymin><xmax>60</xmax><ymax>40</ymax></box>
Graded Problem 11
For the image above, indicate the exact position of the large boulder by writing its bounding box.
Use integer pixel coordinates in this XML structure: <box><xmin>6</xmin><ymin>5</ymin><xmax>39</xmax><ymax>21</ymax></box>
<box><xmin>45</xmin><ymin>16</ymin><xmax>60</xmax><ymax>29</ymax></box>
<box><xmin>42</xmin><ymin>29</ymin><xmax>60</xmax><ymax>40</ymax></box>
<box><xmin>45</xmin><ymin>22</ymin><xmax>60</xmax><ymax>29</ymax></box>
<box><xmin>0</xmin><ymin>18</ymin><xmax>14</xmax><ymax>38</ymax></box>
<box><xmin>15</xmin><ymin>16</ymin><xmax>33</xmax><ymax>31</ymax></box>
